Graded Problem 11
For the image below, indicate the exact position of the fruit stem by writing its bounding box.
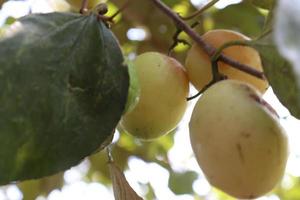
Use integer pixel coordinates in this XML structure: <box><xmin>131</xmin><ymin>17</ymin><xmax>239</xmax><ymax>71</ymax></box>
<box><xmin>187</xmin><ymin>80</ymin><xmax>215</xmax><ymax>100</ymax></box>
<box><xmin>181</xmin><ymin>0</ymin><xmax>220</xmax><ymax>20</ymax></box>
<box><xmin>211</xmin><ymin>60</ymin><xmax>226</xmax><ymax>81</ymax></box>
<box><xmin>106</xmin><ymin>145</ymin><xmax>114</xmax><ymax>163</ymax></box>
<box><xmin>211</xmin><ymin>40</ymin><xmax>253</xmax><ymax>62</ymax></box>
<box><xmin>187</xmin><ymin>61</ymin><xmax>226</xmax><ymax>101</ymax></box>
<box><xmin>149</xmin><ymin>0</ymin><xmax>265</xmax><ymax>80</ymax></box>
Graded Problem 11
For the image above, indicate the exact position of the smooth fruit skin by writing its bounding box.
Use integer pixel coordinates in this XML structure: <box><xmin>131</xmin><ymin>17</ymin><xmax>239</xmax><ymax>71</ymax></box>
<box><xmin>120</xmin><ymin>52</ymin><xmax>189</xmax><ymax>140</ymax></box>
<box><xmin>185</xmin><ymin>29</ymin><xmax>268</xmax><ymax>93</ymax></box>
<box><xmin>189</xmin><ymin>80</ymin><xmax>288</xmax><ymax>199</ymax></box>
<box><xmin>65</xmin><ymin>0</ymin><xmax>101</xmax><ymax>10</ymax></box>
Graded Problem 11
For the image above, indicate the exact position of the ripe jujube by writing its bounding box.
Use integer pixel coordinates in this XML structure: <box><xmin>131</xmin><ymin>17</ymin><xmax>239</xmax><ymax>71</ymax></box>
<box><xmin>120</xmin><ymin>52</ymin><xmax>189</xmax><ymax>140</ymax></box>
<box><xmin>185</xmin><ymin>29</ymin><xmax>268</xmax><ymax>93</ymax></box>
<box><xmin>189</xmin><ymin>80</ymin><xmax>288</xmax><ymax>199</ymax></box>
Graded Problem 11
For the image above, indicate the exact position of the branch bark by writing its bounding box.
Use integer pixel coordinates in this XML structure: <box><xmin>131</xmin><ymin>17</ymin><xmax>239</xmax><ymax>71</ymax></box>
<box><xmin>0</xmin><ymin>0</ymin><xmax>5</xmax><ymax>8</ymax></box>
<box><xmin>80</xmin><ymin>0</ymin><xmax>89</xmax><ymax>14</ymax></box>
<box><xmin>150</xmin><ymin>0</ymin><xmax>265</xmax><ymax>80</ymax></box>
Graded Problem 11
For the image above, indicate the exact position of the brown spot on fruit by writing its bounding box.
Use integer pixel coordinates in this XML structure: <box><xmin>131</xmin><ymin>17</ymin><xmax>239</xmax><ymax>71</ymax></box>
<box><xmin>241</xmin><ymin>131</ymin><xmax>251</xmax><ymax>138</ymax></box>
<box><xmin>236</xmin><ymin>143</ymin><xmax>245</xmax><ymax>164</ymax></box>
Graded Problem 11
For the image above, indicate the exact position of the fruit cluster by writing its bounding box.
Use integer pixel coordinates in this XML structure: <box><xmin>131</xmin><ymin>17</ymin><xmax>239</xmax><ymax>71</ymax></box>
<box><xmin>119</xmin><ymin>29</ymin><xmax>288</xmax><ymax>199</ymax></box>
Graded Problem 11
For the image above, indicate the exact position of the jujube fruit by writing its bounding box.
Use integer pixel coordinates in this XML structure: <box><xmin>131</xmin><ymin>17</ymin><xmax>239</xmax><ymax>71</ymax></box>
<box><xmin>189</xmin><ymin>80</ymin><xmax>288</xmax><ymax>199</ymax></box>
<box><xmin>120</xmin><ymin>52</ymin><xmax>189</xmax><ymax>140</ymax></box>
<box><xmin>185</xmin><ymin>29</ymin><xmax>268</xmax><ymax>93</ymax></box>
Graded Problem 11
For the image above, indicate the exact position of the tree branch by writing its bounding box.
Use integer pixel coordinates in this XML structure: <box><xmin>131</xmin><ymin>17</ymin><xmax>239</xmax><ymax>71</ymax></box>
<box><xmin>80</xmin><ymin>0</ymin><xmax>89</xmax><ymax>14</ymax></box>
<box><xmin>150</xmin><ymin>0</ymin><xmax>265</xmax><ymax>80</ymax></box>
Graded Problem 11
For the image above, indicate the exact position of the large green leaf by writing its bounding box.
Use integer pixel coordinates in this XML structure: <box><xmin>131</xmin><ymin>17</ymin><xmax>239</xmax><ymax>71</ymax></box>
<box><xmin>162</xmin><ymin>0</ymin><xmax>181</xmax><ymax>7</ymax></box>
<box><xmin>168</xmin><ymin>171</ymin><xmax>198</xmax><ymax>195</ymax></box>
<box><xmin>212</xmin><ymin>2</ymin><xmax>264</xmax><ymax>37</ymax></box>
<box><xmin>274</xmin><ymin>0</ymin><xmax>300</xmax><ymax>79</ymax></box>
<box><xmin>0</xmin><ymin>12</ymin><xmax>129</xmax><ymax>184</ymax></box>
<box><xmin>245</xmin><ymin>0</ymin><xmax>276</xmax><ymax>9</ymax></box>
<box><xmin>252</xmin><ymin>34</ymin><xmax>300</xmax><ymax>118</ymax></box>
<box><xmin>252</xmin><ymin>0</ymin><xmax>300</xmax><ymax>118</ymax></box>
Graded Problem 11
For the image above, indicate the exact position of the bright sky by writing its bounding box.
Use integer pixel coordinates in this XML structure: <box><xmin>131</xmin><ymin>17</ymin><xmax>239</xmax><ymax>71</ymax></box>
<box><xmin>1</xmin><ymin>0</ymin><xmax>300</xmax><ymax>200</ymax></box>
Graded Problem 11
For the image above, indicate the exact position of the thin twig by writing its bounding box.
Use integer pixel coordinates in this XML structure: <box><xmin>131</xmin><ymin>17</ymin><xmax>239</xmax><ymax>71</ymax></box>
<box><xmin>187</xmin><ymin>80</ymin><xmax>214</xmax><ymax>100</ymax></box>
<box><xmin>182</xmin><ymin>0</ymin><xmax>220</xmax><ymax>20</ymax></box>
<box><xmin>150</xmin><ymin>0</ymin><xmax>265</xmax><ymax>80</ymax></box>
<box><xmin>80</xmin><ymin>0</ymin><xmax>89</xmax><ymax>14</ymax></box>
<box><xmin>168</xmin><ymin>21</ymin><xmax>201</xmax><ymax>55</ymax></box>
<box><xmin>168</xmin><ymin>28</ymin><xmax>190</xmax><ymax>55</ymax></box>
<box><xmin>191</xmin><ymin>21</ymin><xmax>200</xmax><ymax>28</ymax></box>
<box><xmin>187</xmin><ymin>60</ymin><xmax>226</xmax><ymax>101</ymax></box>
<box><xmin>108</xmin><ymin>0</ymin><xmax>131</xmax><ymax>21</ymax></box>
<box><xmin>211</xmin><ymin>40</ymin><xmax>252</xmax><ymax>62</ymax></box>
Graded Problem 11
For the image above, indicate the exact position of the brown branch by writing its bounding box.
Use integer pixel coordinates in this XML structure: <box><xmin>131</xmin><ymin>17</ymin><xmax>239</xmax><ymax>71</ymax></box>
<box><xmin>80</xmin><ymin>0</ymin><xmax>89</xmax><ymax>14</ymax></box>
<box><xmin>150</xmin><ymin>0</ymin><xmax>265</xmax><ymax>80</ymax></box>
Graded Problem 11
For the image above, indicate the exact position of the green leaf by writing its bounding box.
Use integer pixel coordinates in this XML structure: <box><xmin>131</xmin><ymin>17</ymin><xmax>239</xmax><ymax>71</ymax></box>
<box><xmin>245</xmin><ymin>0</ymin><xmax>276</xmax><ymax>9</ymax></box>
<box><xmin>4</xmin><ymin>16</ymin><xmax>16</xmax><ymax>25</ymax></box>
<box><xmin>274</xmin><ymin>0</ymin><xmax>300</xmax><ymax>78</ymax></box>
<box><xmin>162</xmin><ymin>0</ymin><xmax>181</xmax><ymax>7</ymax></box>
<box><xmin>18</xmin><ymin>172</ymin><xmax>64</xmax><ymax>200</ymax></box>
<box><xmin>212</xmin><ymin>2</ymin><xmax>265</xmax><ymax>37</ymax></box>
<box><xmin>263</xmin><ymin>6</ymin><xmax>274</xmax><ymax>33</ymax></box>
<box><xmin>0</xmin><ymin>12</ymin><xmax>129</xmax><ymax>184</ymax></box>
<box><xmin>168</xmin><ymin>171</ymin><xmax>198</xmax><ymax>195</ymax></box>
<box><xmin>251</xmin><ymin>34</ymin><xmax>300</xmax><ymax>118</ymax></box>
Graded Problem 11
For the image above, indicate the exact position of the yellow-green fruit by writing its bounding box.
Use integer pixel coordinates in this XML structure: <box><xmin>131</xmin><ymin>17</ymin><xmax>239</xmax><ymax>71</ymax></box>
<box><xmin>189</xmin><ymin>80</ymin><xmax>288</xmax><ymax>199</ymax></box>
<box><xmin>185</xmin><ymin>29</ymin><xmax>268</xmax><ymax>93</ymax></box>
<box><xmin>65</xmin><ymin>0</ymin><xmax>101</xmax><ymax>10</ymax></box>
<box><xmin>48</xmin><ymin>0</ymin><xmax>70</xmax><ymax>11</ymax></box>
<box><xmin>120</xmin><ymin>52</ymin><xmax>189</xmax><ymax>140</ymax></box>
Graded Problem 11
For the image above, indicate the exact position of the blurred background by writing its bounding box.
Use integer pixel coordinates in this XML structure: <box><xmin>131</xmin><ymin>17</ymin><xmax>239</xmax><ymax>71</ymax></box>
<box><xmin>0</xmin><ymin>0</ymin><xmax>300</xmax><ymax>199</ymax></box>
